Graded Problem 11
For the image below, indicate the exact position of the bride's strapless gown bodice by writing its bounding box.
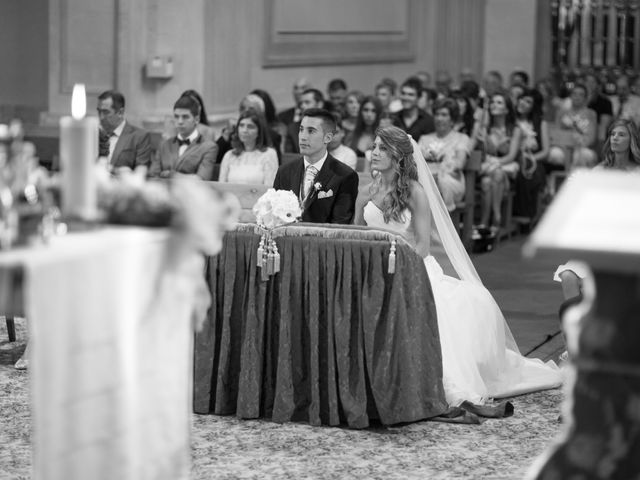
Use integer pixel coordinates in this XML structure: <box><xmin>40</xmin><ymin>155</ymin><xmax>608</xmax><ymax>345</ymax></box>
<box><xmin>363</xmin><ymin>201</ymin><xmax>562</xmax><ymax>406</ymax></box>
<box><xmin>363</xmin><ymin>201</ymin><xmax>416</xmax><ymax>247</ymax></box>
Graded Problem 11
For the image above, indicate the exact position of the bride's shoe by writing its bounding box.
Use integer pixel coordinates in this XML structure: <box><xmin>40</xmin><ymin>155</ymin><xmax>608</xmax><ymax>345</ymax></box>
<box><xmin>14</xmin><ymin>358</ymin><xmax>28</xmax><ymax>370</ymax></box>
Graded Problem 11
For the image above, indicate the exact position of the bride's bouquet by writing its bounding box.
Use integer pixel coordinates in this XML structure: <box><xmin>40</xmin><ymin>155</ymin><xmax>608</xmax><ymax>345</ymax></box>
<box><xmin>252</xmin><ymin>188</ymin><xmax>301</xmax><ymax>229</ymax></box>
<box><xmin>252</xmin><ymin>188</ymin><xmax>301</xmax><ymax>280</ymax></box>
<box><xmin>424</xmin><ymin>139</ymin><xmax>446</xmax><ymax>163</ymax></box>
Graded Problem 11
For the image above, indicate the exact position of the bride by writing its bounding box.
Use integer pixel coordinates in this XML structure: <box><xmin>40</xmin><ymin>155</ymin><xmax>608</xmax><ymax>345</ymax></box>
<box><xmin>354</xmin><ymin>125</ymin><xmax>562</xmax><ymax>407</ymax></box>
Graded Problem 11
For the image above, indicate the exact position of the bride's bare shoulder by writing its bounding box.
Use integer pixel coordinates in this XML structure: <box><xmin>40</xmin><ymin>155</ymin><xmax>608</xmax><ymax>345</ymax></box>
<box><xmin>408</xmin><ymin>179</ymin><xmax>429</xmax><ymax>210</ymax></box>
<box><xmin>408</xmin><ymin>179</ymin><xmax>428</xmax><ymax>196</ymax></box>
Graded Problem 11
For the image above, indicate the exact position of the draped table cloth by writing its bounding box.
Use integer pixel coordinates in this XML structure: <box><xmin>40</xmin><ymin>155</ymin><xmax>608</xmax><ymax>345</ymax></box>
<box><xmin>194</xmin><ymin>223</ymin><xmax>448</xmax><ymax>428</ymax></box>
<box><xmin>0</xmin><ymin>227</ymin><xmax>204</xmax><ymax>480</ymax></box>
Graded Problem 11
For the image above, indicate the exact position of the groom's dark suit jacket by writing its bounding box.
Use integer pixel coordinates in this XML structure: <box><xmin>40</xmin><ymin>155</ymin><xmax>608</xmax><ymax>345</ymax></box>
<box><xmin>273</xmin><ymin>153</ymin><xmax>359</xmax><ymax>224</ymax></box>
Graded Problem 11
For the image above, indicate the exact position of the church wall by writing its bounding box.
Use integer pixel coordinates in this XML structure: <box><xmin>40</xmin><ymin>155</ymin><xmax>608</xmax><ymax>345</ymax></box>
<box><xmin>0</xmin><ymin>0</ymin><xmax>49</xmax><ymax>121</ymax></box>
<box><xmin>483</xmin><ymin>0</ymin><xmax>537</xmax><ymax>83</ymax></box>
<box><xmin>0</xmin><ymin>0</ymin><xmax>543</xmax><ymax>130</ymax></box>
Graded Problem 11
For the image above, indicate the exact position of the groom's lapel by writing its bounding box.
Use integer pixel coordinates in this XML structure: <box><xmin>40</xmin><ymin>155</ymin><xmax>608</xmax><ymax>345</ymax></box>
<box><xmin>292</xmin><ymin>160</ymin><xmax>305</xmax><ymax>198</ymax></box>
<box><xmin>304</xmin><ymin>156</ymin><xmax>334</xmax><ymax>209</ymax></box>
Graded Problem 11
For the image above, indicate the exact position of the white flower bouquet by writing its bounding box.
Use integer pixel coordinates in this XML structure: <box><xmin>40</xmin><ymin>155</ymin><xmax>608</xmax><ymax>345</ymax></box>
<box><xmin>425</xmin><ymin>139</ymin><xmax>446</xmax><ymax>163</ymax></box>
<box><xmin>252</xmin><ymin>188</ymin><xmax>301</xmax><ymax>280</ymax></box>
<box><xmin>252</xmin><ymin>188</ymin><xmax>302</xmax><ymax>229</ymax></box>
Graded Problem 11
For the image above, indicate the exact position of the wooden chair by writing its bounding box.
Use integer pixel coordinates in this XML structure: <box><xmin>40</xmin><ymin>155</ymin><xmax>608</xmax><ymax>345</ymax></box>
<box><xmin>207</xmin><ymin>181</ymin><xmax>270</xmax><ymax>223</ymax></box>
<box><xmin>5</xmin><ymin>317</ymin><xmax>15</xmax><ymax>342</ymax></box>
<box><xmin>450</xmin><ymin>150</ymin><xmax>482</xmax><ymax>251</ymax></box>
<box><xmin>547</xmin><ymin>126</ymin><xmax>574</xmax><ymax>196</ymax></box>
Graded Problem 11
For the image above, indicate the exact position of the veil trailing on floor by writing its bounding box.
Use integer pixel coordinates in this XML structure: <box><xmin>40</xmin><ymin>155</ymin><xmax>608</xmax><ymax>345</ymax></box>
<box><xmin>408</xmin><ymin>137</ymin><xmax>562</xmax><ymax>401</ymax></box>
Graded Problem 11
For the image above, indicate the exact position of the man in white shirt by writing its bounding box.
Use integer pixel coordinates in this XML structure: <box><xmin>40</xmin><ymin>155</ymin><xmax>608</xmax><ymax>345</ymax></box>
<box><xmin>97</xmin><ymin>90</ymin><xmax>151</xmax><ymax>170</ymax></box>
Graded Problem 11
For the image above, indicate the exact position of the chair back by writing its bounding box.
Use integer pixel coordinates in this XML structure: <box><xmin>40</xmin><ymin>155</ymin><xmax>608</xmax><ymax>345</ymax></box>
<box><xmin>207</xmin><ymin>182</ymin><xmax>270</xmax><ymax>222</ymax></box>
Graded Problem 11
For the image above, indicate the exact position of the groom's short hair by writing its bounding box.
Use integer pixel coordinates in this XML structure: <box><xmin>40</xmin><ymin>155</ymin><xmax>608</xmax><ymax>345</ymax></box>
<box><xmin>302</xmin><ymin>108</ymin><xmax>336</xmax><ymax>134</ymax></box>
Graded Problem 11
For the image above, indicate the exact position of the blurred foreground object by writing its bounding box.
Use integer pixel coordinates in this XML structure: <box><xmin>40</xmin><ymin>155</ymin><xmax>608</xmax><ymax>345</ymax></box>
<box><xmin>0</xmin><ymin>168</ymin><xmax>237</xmax><ymax>479</ymax></box>
<box><xmin>524</xmin><ymin>170</ymin><xmax>640</xmax><ymax>478</ymax></box>
<box><xmin>0</xmin><ymin>120</ymin><xmax>54</xmax><ymax>249</ymax></box>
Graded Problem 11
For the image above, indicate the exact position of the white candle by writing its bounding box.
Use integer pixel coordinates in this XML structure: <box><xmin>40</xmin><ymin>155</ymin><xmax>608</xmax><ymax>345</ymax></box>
<box><xmin>60</xmin><ymin>83</ymin><xmax>98</xmax><ymax>220</ymax></box>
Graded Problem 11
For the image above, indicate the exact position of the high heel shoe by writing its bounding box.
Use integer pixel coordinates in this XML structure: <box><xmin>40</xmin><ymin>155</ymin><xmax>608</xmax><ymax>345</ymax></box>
<box><xmin>14</xmin><ymin>358</ymin><xmax>28</xmax><ymax>370</ymax></box>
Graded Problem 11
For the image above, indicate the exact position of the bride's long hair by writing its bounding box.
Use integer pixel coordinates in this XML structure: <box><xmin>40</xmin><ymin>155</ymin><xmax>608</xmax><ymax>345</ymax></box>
<box><xmin>371</xmin><ymin>126</ymin><xmax>419</xmax><ymax>223</ymax></box>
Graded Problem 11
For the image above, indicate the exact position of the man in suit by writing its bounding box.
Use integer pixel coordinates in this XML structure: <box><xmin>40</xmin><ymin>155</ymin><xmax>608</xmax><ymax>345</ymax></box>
<box><xmin>97</xmin><ymin>90</ymin><xmax>152</xmax><ymax>170</ymax></box>
<box><xmin>273</xmin><ymin>108</ymin><xmax>358</xmax><ymax>224</ymax></box>
<box><xmin>391</xmin><ymin>76</ymin><xmax>435</xmax><ymax>142</ymax></box>
<box><xmin>150</xmin><ymin>95</ymin><xmax>218</xmax><ymax>180</ymax></box>
<box><xmin>283</xmin><ymin>88</ymin><xmax>326</xmax><ymax>153</ymax></box>
<box><xmin>277</xmin><ymin>77</ymin><xmax>311</xmax><ymax>127</ymax></box>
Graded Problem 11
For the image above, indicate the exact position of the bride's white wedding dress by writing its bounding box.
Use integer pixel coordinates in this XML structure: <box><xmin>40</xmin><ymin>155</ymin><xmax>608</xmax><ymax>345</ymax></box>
<box><xmin>363</xmin><ymin>201</ymin><xmax>562</xmax><ymax>406</ymax></box>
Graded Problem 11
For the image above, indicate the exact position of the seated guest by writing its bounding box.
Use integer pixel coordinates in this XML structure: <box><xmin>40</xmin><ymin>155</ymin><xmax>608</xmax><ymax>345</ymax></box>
<box><xmin>342</xmin><ymin>90</ymin><xmax>364</xmax><ymax>136</ymax></box>
<box><xmin>250</xmin><ymin>88</ymin><xmax>284</xmax><ymax>160</ymax></box>
<box><xmin>461</xmin><ymin>79</ymin><xmax>484</xmax><ymax>126</ymax></box>
<box><xmin>582</xmin><ymin>72</ymin><xmax>612</xmax><ymax>146</ymax></box>
<box><xmin>610</xmin><ymin>74</ymin><xmax>640</xmax><ymax>128</ymax></box>
<box><xmin>509</xmin><ymin>69</ymin><xmax>530</xmax><ymax>89</ymax></box>
<box><xmin>216</xmin><ymin>93</ymin><xmax>282</xmax><ymax>163</ymax></box>
<box><xmin>450</xmin><ymin>89</ymin><xmax>476</xmax><ymax>136</ymax></box>
<box><xmin>284</xmin><ymin>88</ymin><xmax>325</xmax><ymax>153</ymax></box>
<box><xmin>97</xmin><ymin>90</ymin><xmax>152</xmax><ymax>170</ymax></box>
<box><xmin>483</xmin><ymin>70</ymin><xmax>504</xmax><ymax>99</ymax></box>
<box><xmin>475</xmin><ymin>90</ymin><xmax>522</xmax><ymax>231</ymax></box>
<box><xmin>418</xmin><ymin>98</ymin><xmax>470</xmax><ymax>211</ymax></box>
<box><xmin>328</xmin><ymin>113</ymin><xmax>358</xmax><ymax>171</ymax></box>
<box><xmin>513</xmin><ymin>88</ymin><xmax>549</xmax><ymax>222</ymax></box>
<box><xmin>164</xmin><ymin>89</ymin><xmax>216</xmax><ymax>142</ymax></box>
<box><xmin>344</xmin><ymin>95</ymin><xmax>383</xmax><ymax>157</ymax></box>
<box><xmin>459</xmin><ymin>67</ymin><xmax>476</xmax><ymax>85</ymax></box>
<box><xmin>421</xmin><ymin>87</ymin><xmax>438</xmax><ymax>116</ymax></box>
<box><xmin>375</xmin><ymin>78</ymin><xmax>403</xmax><ymax>114</ymax></box>
<box><xmin>218</xmin><ymin>109</ymin><xmax>278</xmax><ymax>185</ymax></box>
<box><xmin>535</xmin><ymin>77</ymin><xmax>562</xmax><ymax>123</ymax></box>
<box><xmin>434</xmin><ymin>69</ymin><xmax>453</xmax><ymax>99</ymax></box>
<box><xmin>509</xmin><ymin>84</ymin><xmax>525</xmax><ymax>108</ymax></box>
<box><xmin>327</xmin><ymin>78</ymin><xmax>348</xmax><ymax>115</ymax></box>
<box><xmin>548</xmin><ymin>83</ymin><xmax>598</xmax><ymax>170</ymax></box>
<box><xmin>392</xmin><ymin>76</ymin><xmax>435</xmax><ymax>141</ymax></box>
<box><xmin>273</xmin><ymin>108</ymin><xmax>359</xmax><ymax>224</ymax></box>
<box><xmin>277</xmin><ymin>77</ymin><xmax>311</xmax><ymax>127</ymax></box>
<box><xmin>150</xmin><ymin>95</ymin><xmax>218</xmax><ymax>180</ymax></box>
<box><xmin>415</xmin><ymin>70</ymin><xmax>432</xmax><ymax>90</ymax></box>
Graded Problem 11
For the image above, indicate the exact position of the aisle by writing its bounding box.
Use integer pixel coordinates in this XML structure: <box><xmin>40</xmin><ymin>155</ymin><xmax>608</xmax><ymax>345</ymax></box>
<box><xmin>472</xmin><ymin>236</ymin><xmax>566</xmax><ymax>362</ymax></box>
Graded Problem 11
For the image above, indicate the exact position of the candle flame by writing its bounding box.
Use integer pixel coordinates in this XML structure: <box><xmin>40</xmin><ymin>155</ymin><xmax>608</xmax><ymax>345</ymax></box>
<box><xmin>71</xmin><ymin>84</ymin><xmax>87</xmax><ymax>120</ymax></box>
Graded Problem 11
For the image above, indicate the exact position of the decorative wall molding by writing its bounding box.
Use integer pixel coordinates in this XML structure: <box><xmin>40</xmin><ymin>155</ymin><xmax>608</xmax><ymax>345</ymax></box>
<box><xmin>262</xmin><ymin>0</ymin><xmax>417</xmax><ymax>67</ymax></box>
<box><xmin>434</xmin><ymin>0</ymin><xmax>486</xmax><ymax>78</ymax></box>
<box><xmin>58</xmin><ymin>0</ymin><xmax>118</xmax><ymax>95</ymax></box>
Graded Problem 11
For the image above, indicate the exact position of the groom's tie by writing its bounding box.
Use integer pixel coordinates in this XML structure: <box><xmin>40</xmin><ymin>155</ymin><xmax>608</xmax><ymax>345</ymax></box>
<box><xmin>303</xmin><ymin>165</ymin><xmax>318</xmax><ymax>198</ymax></box>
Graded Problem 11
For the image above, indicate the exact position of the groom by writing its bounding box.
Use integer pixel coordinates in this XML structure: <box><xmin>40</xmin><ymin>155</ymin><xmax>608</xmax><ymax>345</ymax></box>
<box><xmin>273</xmin><ymin>108</ymin><xmax>359</xmax><ymax>224</ymax></box>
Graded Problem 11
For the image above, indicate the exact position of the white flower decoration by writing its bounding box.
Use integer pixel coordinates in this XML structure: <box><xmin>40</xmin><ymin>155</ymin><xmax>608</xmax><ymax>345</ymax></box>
<box><xmin>253</xmin><ymin>188</ymin><xmax>302</xmax><ymax>229</ymax></box>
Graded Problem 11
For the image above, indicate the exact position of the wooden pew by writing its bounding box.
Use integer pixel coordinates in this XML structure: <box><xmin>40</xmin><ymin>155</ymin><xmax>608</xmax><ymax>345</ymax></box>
<box><xmin>451</xmin><ymin>150</ymin><xmax>482</xmax><ymax>250</ymax></box>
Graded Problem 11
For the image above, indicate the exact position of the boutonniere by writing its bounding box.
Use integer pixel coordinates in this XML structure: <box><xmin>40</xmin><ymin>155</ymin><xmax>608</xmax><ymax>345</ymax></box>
<box><xmin>313</xmin><ymin>182</ymin><xmax>322</xmax><ymax>192</ymax></box>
